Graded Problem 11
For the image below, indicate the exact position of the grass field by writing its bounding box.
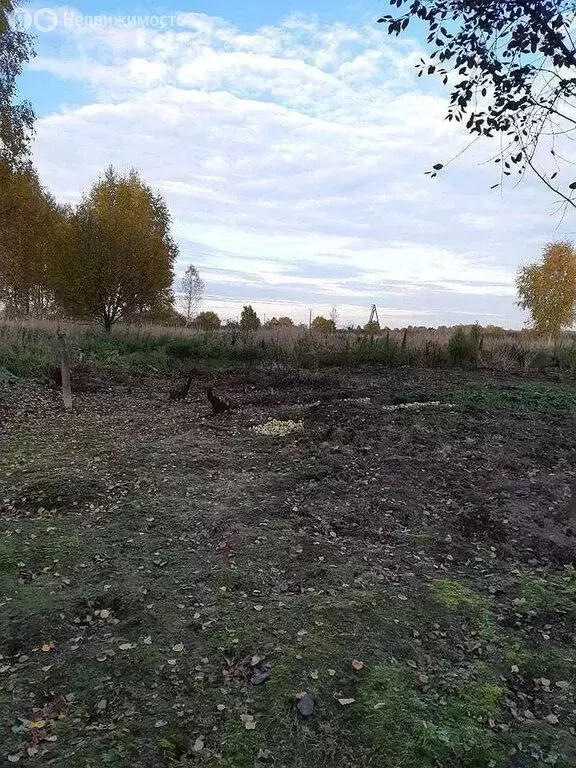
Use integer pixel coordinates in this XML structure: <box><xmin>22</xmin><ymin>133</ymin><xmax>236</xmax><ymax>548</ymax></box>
<box><xmin>2</xmin><ymin>317</ymin><xmax>576</xmax><ymax>378</ymax></box>
<box><xmin>1</xmin><ymin>364</ymin><xmax>576</xmax><ymax>766</ymax></box>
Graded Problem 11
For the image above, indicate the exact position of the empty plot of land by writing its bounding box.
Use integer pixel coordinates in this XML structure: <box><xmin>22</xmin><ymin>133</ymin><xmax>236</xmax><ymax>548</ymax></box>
<box><xmin>1</xmin><ymin>368</ymin><xmax>576</xmax><ymax>767</ymax></box>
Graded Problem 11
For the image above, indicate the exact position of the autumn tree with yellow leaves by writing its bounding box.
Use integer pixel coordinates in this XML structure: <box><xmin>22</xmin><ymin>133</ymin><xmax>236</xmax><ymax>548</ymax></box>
<box><xmin>0</xmin><ymin>163</ymin><xmax>67</xmax><ymax>317</ymax></box>
<box><xmin>516</xmin><ymin>242</ymin><xmax>576</xmax><ymax>338</ymax></box>
<box><xmin>52</xmin><ymin>167</ymin><xmax>177</xmax><ymax>331</ymax></box>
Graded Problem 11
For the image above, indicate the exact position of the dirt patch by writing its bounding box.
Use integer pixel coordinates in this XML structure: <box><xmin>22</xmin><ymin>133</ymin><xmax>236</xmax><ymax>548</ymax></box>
<box><xmin>1</xmin><ymin>366</ymin><xmax>576</xmax><ymax>767</ymax></box>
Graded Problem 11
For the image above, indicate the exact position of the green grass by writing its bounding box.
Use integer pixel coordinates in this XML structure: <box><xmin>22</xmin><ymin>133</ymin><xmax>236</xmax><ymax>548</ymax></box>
<box><xmin>1</xmin><ymin>505</ymin><xmax>575</xmax><ymax>766</ymax></box>
<box><xmin>441</xmin><ymin>383</ymin><xmax>576</xmax><ymax>415</ymax></box>
<box><xmin>2</xmin><ymin>371</ymin><xmax>576</xmax><ymax>766</ymax></box>
<box><xmin>4</xmin><ymin>320</ymin><xmax>576</xmax><ymax>378</ymax></box>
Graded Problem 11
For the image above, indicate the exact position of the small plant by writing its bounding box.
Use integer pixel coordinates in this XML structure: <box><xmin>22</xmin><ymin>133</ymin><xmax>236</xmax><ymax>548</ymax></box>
<box><xmin>448</xmin><ymin>326</ymin><xmax>481</xmax><ymax>366</ymax></box>
<box><xmin>165</xmin><ymin>338</ymin><xmax>199</xmax><ymax>361</ymax></box>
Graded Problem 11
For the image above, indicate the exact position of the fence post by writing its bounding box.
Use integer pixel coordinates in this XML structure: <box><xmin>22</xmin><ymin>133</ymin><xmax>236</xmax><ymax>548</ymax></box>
<box><xmin>56</xmin><ymin>330</ymin><xmax>73</xmax><ymax>411</ymax></box>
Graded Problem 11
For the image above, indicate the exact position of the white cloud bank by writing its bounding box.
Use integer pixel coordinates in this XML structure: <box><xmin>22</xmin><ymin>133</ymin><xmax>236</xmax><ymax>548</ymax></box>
<box><xmin>27</xmin><ymin>8</ymin><xmax>572</xmax><ymax>326</ymax></box>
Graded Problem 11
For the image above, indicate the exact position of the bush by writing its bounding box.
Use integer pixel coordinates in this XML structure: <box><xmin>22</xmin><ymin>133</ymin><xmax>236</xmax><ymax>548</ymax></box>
<box><xmin>311</xmin><ymin>316</ymin><xmax>335</xmax><ymax>334</ymax></box>
<box><xmin>448</xmin><ymin>327</ymin><xmax>481</xmax><ymax>366</ymax></box>
<box><xmin>193</xmin><ymin>312</ymin><xmax>221</xmax><ymax>331</ymax></box>
<box><xmin>165</xmin><ymin>338</ymin><xmax>200</xmax><ymax>361</ymax></box>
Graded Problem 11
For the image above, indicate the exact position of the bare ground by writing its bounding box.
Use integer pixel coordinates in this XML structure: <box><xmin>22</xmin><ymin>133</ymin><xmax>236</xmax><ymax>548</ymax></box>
<box><xmin>1</xmin><ymin>367</ymin><xmax>576</xmax><ymax>767</ymax></box>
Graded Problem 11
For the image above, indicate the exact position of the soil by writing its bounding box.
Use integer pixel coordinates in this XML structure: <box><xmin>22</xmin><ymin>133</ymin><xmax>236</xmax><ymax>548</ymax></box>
<box><xmin>1</xmin><ymin>365</ymin><xmax>576</xmax><ymax>767</ymax></box>
<box><xmin>5</xmin><ymin>366</ymin><xmax>573</xmax><ymax>561</ymax></box>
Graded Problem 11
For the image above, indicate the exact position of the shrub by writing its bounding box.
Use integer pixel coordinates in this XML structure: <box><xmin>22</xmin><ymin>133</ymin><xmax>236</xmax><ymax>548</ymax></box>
<box><xmin>311</xmin><ymin>316</ymin><xmax>335</xmax><ymax>333</ymax></box>
<box><xmin>193</xmin><ymin>312</ymin><xmax>221</xmax><ymax>331</ymax></box>
<box><xmin>448</xmin><ymin>327</ymin><xmax>481</xmax><ymax>366</ymax></box>
<box><xmin>165</xmin><ymin>338</ymin><xmax>200</xmax><ymax>361</ymax></box>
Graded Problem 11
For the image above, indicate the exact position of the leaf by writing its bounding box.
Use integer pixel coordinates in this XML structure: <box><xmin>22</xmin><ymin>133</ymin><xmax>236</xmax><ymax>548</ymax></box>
<box><xmin>240</xmin><ymin>714</ymin><xmax>257</xmax><ymax>729</ymax></box>
<box><xmin>310</xmin><ymin>670</ymin><xmax>319</xmax><ymax>680</ymax></box>
<box><xmin>7</xmin><ymin>755</ymin><xmax>20</xmax><ymax>763</ymax></box>
<box><xmin>351</xmin><ymin>660</ymin><xmax>364</xmax><ymax>671</ymax></box>
<box><xmin>99</xmin><ymin>609</ymin><xmax>110</xmax><ymax>619</ymax></box>
<box><xmin>193</xmin><ymin>736</ymin><xmax>205</xmax><ymax>752</ymax></box>
<box><xmin>172</xmin><ymin>643</ymin><xmax>184</xmax><ymax>652</ymax></box>
<box><xmin>41</xmin><ymin>641</ymin><xmax>55</xmax><ymax>652</ymax></box>
<box><xmin>337</xmin><ymin>698</ymin><xmax>356</xmax><ymax>706</ymax></box>
<box><xmin>118</xmin><ymin>643</ymin><xmax>134</xmax><ymax>650</ymax></box>
<box><xmin>250</xmin><ymin>666</ymin><xmax>270</xmax><ymax>685</ymax></box>
<box><xmin>27</xmin><ymin>720</ymin><xmax>46</xmax><ymax>729</ymax></box>
<box><xmin>253</xmin><ymin>605</ymin><xmax>264</xmax><ymax>612</ymax></box>
<box><xmin>432</xmin><ymin>163</ymin><xmax>444</xmax><ymax>171</ymax></box>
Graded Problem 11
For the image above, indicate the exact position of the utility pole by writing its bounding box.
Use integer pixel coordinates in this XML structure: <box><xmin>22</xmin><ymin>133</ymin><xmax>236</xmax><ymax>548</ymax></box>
<box><xmin>309</xmin><ymin>308</ymin><xmax>312</xmax><ymax>330</ymax></box>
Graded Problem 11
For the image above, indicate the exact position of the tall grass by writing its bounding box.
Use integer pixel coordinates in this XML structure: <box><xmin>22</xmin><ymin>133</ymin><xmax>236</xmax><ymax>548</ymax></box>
<box><xmin>0</xmin><ymin>317</ymin><xmax>575</xmax><ymax>378</ymax></box>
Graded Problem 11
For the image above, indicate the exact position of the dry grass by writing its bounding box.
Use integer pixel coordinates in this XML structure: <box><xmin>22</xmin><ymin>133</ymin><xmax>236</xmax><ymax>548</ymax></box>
<box><xmin>0</xmin><ymin>316</ymin><xmax>575</xmax><ymax>377</ymax></box>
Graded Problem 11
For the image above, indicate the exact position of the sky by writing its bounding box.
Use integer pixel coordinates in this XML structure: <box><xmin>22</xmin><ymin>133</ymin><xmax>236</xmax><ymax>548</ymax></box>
<box><xmin>13</xmin><ymin>0</ymin><xmax>576</xmax><ymax>327</ymax></box>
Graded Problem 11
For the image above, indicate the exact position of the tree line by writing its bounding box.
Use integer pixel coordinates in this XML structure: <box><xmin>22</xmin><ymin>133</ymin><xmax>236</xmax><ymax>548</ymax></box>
<box><xmin>3</xmin><ymin>1</ymin><xmax>576</xmax><ymax>337</ymax></box>
<box><xmin>0</xmin><ymin>164</ymin><xmax>179</xmax><ymax>330</ymax></box>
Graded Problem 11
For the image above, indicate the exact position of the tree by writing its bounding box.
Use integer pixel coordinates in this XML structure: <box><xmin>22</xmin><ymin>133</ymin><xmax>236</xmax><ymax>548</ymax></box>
<box><xmin>194</xmin><ymin>310</ymin><xmax>221</xmax><ymax>330</ymax></box>
<box><xmin>240</xmin><ymin>304</ymin><xmax>261</xmax><ymax>330</ymax></box>
<box><xmin>364</xmin><ymin>320</ymin><xmax>380</xmax><ymax>333</ymax></box>
<box><xmin>181</xmin><ymin>264</ymin><xmax>204</xmax><ymax>325</ymax></box>
<box><xmin>264</xmin><ymin>316</ymin><xmax>295</xmax><ymax>328</ymax></box>
<box><xmin>379</xmin><ymin>0</ymin><xmax>576</xmax><ymax>210</ymax></box>
<box><xmin>0</xmin><ymin>163</ymin><xmax>68</xmax><ymax>317</ymax></box>
<box><xmin>1</xmin><ymin>0</ymin><xmax>35</xmax><ymax>168</ymax></box>
<box><xmin>51</xmin><ymin>167</ymin><xmax>177</xmax><ymax>331</ymax></box>
<box><xmin>311</xmin><ymin>315</ymin><xmax>336</xmax><ymax>333</ymax></box>
<box><xmin>516</xmin><ymin>241</ymin><xmax>576</xmax><ymax>337</ymax></box>
<box><xmin>330</xmin><ymin>305</ymin><xmax>339</xmax><ymax>331</ymax></box>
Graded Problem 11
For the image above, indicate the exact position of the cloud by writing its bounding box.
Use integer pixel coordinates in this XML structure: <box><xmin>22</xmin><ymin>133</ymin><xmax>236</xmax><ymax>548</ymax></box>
<box><xmin>26</xmin><ymin>7</ymin><xmax>571</xmax><ymax>327</ymax></box>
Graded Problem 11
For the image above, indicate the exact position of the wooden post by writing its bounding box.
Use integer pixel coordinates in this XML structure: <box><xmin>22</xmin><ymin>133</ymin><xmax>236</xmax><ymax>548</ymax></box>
<box><xmin>56</xmin><ymin>330</ymin><xmax>73</xmax><ymax>411</ymax></box>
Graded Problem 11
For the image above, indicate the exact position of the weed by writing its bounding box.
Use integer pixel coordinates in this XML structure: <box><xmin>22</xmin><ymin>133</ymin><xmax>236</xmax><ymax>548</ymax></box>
<box><xmin>3</xmin><ymin>318</ymin><xmax>576</xmax><ymax>377</ymax></box>
<box><xmin>430</xmin><ymin>579</ymin><xmax>485</xmax><ymax>611</ymax></box>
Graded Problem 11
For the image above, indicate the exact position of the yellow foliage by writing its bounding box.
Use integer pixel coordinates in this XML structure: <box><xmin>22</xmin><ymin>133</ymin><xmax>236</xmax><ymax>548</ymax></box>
<box><xmin>52</xmin><ymin>166</ymin><xmax>177</xmax><ymax>330</ymax></box>
<box><xmin>311</xmin><ymin>315</ymin><xmax>335</xmax><ymax>333</ymax></box>
<box><xmin>0</xmin><ymin>161</ymin><xmax>66</xmax><ymax>317</ymax></box>
<box><xmin>516</xmin><ymin>241</ymin><xmax>576</xmax><ymax>337</ymax></box>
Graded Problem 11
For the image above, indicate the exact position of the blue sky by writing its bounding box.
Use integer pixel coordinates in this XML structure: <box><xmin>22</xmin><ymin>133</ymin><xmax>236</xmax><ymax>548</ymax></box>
<box><xmin>16</xmin><ymin>0</ymin><xmax>573</xmax><ymax>326</ymax></box>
